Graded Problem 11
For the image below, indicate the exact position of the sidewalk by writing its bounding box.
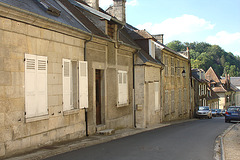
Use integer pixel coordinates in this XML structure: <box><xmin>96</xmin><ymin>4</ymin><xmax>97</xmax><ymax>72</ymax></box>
<box><xmin>222</xmin><ymin>123</ymin><xmax>240</xmax><ymax>160</ymax></box>
<box><xmin>6</xmin><ymin>120</ymin><xmax>194</xmax><ymax>160</ymax></box>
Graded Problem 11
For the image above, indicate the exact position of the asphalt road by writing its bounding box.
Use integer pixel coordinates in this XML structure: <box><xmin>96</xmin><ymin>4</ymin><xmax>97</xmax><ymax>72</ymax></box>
<box><xmin>45</xmin><ymin>117</ymin><xmax>231</xmax><ymax>160</ymax></box>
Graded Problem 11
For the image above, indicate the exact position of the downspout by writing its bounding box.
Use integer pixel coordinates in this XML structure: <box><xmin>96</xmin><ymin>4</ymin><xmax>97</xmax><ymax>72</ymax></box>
<box><xmin>133</xmin><ymin>49</ymin><xmax>140</xmax><ymax>128</ymax></box>
<box><xmin>84</xmin><ymin>34</ymin><xmax>93</xmax><ymax>137</ymax></box>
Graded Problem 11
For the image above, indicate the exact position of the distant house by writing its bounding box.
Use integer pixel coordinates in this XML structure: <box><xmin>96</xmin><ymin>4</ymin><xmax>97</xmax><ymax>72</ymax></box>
<box><xmin>222</xmin><ymin>77</ymin><xmax>240</xmax><ymax>106</ymax></box>
<box><xmin>192</xmin><ymin>69</ymin><xmax>219</xmax><ymax>117</ymax></box>
<box><xmin>205</xmin><ymin>67</ymin><xmax>235</xmax><ymax>109</ymax></box>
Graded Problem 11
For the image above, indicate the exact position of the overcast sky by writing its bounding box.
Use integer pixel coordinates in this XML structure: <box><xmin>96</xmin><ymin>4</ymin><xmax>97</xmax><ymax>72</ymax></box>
<box><xmin>99</xmin><ymin>0</ymin><xmax>240</xmax><ymax>56</ymax></box>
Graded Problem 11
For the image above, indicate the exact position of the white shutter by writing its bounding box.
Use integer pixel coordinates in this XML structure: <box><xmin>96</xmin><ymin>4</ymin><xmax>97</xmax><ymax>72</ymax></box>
<box><xmin>154</xmin><ymin>82</ymin><xmax>159</xmax><ymax>110</ymax></box>
<box><xmin>118</xmin><ymin>71</ymin><xmax>123</xmax><ymax>104</ymax></box>
<box><xmin>36</xmin><ymin>56</ymin><xmax>48</xmax><ymax>116</ymax></box>
<box><xmin>25</xmin><ymin>54</ymin><xmax>37</xmax><ymax>118</ymax></box>
<box><xmin>118</xmin><ymin>71</ymin><xmax>128</xmax><ymax>105</ymax></box>
<box><xmin>79</xmin><ymin>61</ymin><xmax>88</xmax><ymax>109</ymax></box>
<box><xmin>63</xmin><ymin>59</ymin><xmax>72</xmax><ymax>111</ymax></box>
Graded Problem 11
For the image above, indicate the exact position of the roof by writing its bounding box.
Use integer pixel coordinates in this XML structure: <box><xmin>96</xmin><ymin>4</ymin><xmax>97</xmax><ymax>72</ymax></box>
<box><xmin>205</xmin><ymin>67</ymin><xmax>221</xmax><ymax>83</ymax></box>
<box><xmin>59</xmin><ymin>0</ymin><xmax>108</xmax><ymax>38</ymax></box>
<box><xmin>0</xmin><ymin>0</ymin><xmax>90</xmax><ymax>33</ymax></box>
<box><xmin>230</xmin><ymin>77</ymin><xmax>240</xmax><ymax>87</ymax></box>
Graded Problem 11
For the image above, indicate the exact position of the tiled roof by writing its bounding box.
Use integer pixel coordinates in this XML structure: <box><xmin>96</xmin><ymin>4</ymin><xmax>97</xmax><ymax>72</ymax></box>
<box><xmin>212</xmin><ymin>86</ymin><xmax>227</xmax><ymax>93</ymax></box>
<box><xmin>0</xmin><ymin>0</ymin><xmax>90</xmax><ymax>33</ymax></box>
<box><xmin>205</xmin><ymin>67</ymin><xmax>221</xmax><ymax>83</ymax></box>
<box><xmin>230</xmin><ymin>77</ymin><xmax>240</xmax><ymax>87</ymax></box>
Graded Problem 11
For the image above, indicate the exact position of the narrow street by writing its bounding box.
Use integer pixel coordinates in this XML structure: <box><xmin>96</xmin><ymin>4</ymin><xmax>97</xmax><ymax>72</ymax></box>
<box><xmin>45</xmin><ymin>117</ymin><xmax>231</xmax><ymax>160</ymax></box>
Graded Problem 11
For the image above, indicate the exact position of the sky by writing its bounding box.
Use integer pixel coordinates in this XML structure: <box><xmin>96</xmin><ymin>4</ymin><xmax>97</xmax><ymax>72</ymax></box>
<box><xmin>99</xmin><ymin>0</ymin><xmax>240</xmax><ymax>56</ymax></box>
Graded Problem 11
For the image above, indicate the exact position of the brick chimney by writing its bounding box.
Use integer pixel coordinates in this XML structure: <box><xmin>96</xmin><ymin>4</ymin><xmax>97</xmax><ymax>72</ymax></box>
<box><xmin>107</xmin><ymin>0</ymin><xmax>126</xmax><ymax>23</ymax></box>
<box><xmin>83</xmin><ymin>0</ymin><xmax>99</xmax><ymax>10</ymax></box>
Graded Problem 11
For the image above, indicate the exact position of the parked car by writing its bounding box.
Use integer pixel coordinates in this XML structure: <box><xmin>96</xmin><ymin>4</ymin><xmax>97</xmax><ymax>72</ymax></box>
<box><xmin>225</xmin><ymin>106</ymin><xmax>240</xmax><ymax>123</ymax></box>
<box><xmin>216</xmin><ymin>109</ymin><xmax>223</xmax><ymax>116</ymax></box>
<box><xmin>211</xmin><ymin>109</ymin><xmax>217</xmax><ymax>117</ymax></box>
<box><xmin>196</xmin><ymin>106</ymin><xmax>212</xmax><ymax>119</ymax></box>
<box><xmin>222</xmin><ymin>109</ymin><xmax>226</xmax><ymax>116</ymax></box>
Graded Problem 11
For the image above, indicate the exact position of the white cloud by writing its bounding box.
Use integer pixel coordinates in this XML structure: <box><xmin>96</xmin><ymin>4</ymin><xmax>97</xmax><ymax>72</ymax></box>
<box><xmin>206</xmin><ymin>31</ymin><xmax>240</xmax><ymax>56</ymax></box>
<box><xmin>136</xmin><ymin>14</ymin><xmax>215</xmax><ymax>40</ymax></box>
<box><xmin>206</xmin><ymin>31</ymin><xmax>240</xmax><ymax>45</ymax></box>
<box><xmin>126</xmin><ymin>0</ymin><xmax>138</xmax><ymax>6</ymax></box>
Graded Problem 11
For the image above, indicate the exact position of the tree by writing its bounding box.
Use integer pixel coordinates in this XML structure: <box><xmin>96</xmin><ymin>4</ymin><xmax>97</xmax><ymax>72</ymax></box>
<box><xmin>167</xmin><ymin>40</ymin><xmax>186</xmax><ymax>52</ymax></box>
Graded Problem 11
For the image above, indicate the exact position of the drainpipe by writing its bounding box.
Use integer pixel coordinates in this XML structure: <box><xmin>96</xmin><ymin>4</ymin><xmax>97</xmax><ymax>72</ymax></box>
<box><xmin>84</xmin><ymin>35</ymin><xmax>93</xmax><ymax>137</ymax></box>
<box><xmin>133</xmin><ymin>49</ymin><xmax>140</xmax><ymax>128</ymax></box>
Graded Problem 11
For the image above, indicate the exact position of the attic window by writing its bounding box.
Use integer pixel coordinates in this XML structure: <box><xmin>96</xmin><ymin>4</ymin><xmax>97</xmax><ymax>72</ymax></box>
<box><xmin>34</xmin><ymin>0</ymin><xmax>61</xmax><ymax>17</ymax></box>
<box><xmin>107</xmin><ymin>22</ymin><xmax>116</xmax><ymax>39</ymax></box>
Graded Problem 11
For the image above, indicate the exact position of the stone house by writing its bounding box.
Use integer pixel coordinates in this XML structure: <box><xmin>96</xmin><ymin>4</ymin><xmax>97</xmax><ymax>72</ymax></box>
<box><xmin>222</xmin><ymin>77</ymin><xmax>240</xmax><ymax>106</ymax></box>
<box><xmin>192</xmin><ymin>69</ymin><xmax>219</xmax><ymax>116</ymax></box>
<box><xmin>160</xmin><ymin>42</ymin><xmax>191</xmax><ymax>122</ymax></box>
<box><xmin>0</xmin><ymin>0</ymin><xmax>138</xmax><ymax>158</ymax></box>
<box><xmin>125</xmin><ymin>27</ymin><xmax>164</xmax><ymax>128</ymax></box>
<box><xmin>205</xmin><ymin>67</ymin><xmax>235</xmax><ymax>109</ymax></box>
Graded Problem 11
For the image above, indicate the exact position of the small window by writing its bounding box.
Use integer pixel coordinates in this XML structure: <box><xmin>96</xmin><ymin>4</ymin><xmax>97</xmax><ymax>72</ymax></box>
<box><xmin>118</xmin><ymin>70</ymin><xmax>128</xmax><ymax>106</ymax></box>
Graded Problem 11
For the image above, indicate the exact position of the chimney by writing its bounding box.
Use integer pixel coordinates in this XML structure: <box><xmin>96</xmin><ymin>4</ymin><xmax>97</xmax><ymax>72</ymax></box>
<box><xmin>153</xmin><ymin>34</ymin><xmax>164</xmax><ymax>44</ymax></box>
<box><xmin>83</xmin><ymin>0</ymin><xmax>99</xmax><ymax>10</ymax></box>
<box><xmin>107</xmin><ymin>0</ymin><xmax>126</xmax><ymax>23</ymax></box>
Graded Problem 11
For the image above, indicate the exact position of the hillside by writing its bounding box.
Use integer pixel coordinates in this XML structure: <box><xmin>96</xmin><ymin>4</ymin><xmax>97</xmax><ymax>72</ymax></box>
<box><xmin>166</xmin><ymin>40</ymin><xmax>240</xmax><ymax>77</ymax></box>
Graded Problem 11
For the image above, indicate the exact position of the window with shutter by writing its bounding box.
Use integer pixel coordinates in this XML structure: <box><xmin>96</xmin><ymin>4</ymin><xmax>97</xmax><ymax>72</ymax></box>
<box><xmin>154</xmin><ymin>82</ymin><xmax>160</xmax><ymax>111</ymax></box>
<box><xmin>171</xmin><ymin>90</ymin><xmax>175</xmax><ymax>112</ymax></box>
<box><xmin>63</xmin><ymin>59</ymin><xmax>73</xmax><ymax>111</ymax></box>
<box><xmin>165</xmin><ymin>90</ymin><xmax>168</xmax><ymax>115</ymax></box>
<box><xmin>118</xmin><ymin>70</ymin><xmax>128</xmax><ymax>106</ymax></box>
<box><xmin>178</xmin><ymin>89</ymin><xmax>182</xmax><ymax>115</ymax></box>
<box><xmin>79</xmin><ymin>61</ymin><xmax>88</xmax><ymax>109</ymax></box>
<box><xmin>25</xmin><ymin>54</ymin><xmax>48</xmax><ymax>118</ymax></box>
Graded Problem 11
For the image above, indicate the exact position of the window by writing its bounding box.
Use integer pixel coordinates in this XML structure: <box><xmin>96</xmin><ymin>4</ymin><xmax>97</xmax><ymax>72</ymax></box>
<box><xmin>154</xmin><ymin>82</ymin><xmax>160</xmax><ymax>111</ymax></box>
<box><xmin>203</xmin><ymin>84</ymin><xmax>206</xmax><ymax>95</ymax></box>
<box><xmin>178</xmin><ymin>89</ymin><xmax>182</xmax><ymax>115</ymax></box>
<box><xmin>171</xmin><ymin>58</ymin><xmax>174</xmax><ymax>76</ymax></box>
<box><xmin>203</xmin><ymin>98</ymin><xmax>207</xmax><ymax>106</ymax></box>
<box><xmin>171</xmin><ymin>90</ymin><xmax>175</xmax><ymax>112</ymax></box>
<box><xmin>118</xmin><ymin>70</ymin><xmax>128</xmax><ymax>105</ymax></box>
<box><xmin>165</xmin><ymin>90</ymin><xmax>169</xmax><ymax>115</ymax></box>
<box><xmin>184</xmin><ymin>88</ymin><xmax>187</xmax><ymax>112</ymax></box>
<box><xmin>164</xmin><ymin>56</ymin><xmax>168</xmax><ymax>76</ymax></box>
<box><xmin>25</xmin><ymin>54</ymin><xmax>48</xmax><ymax>118</ymax></box>
<box><xmin>149</xmin><ymin>40</ymin><xmax>155</xmax><ymax>59</ymax></box>
<box><xmin>199</xmin><ymin>84</ymin><xmax>201</xmax><ymax>96</ymax></box>
<box><xmin>177</xmin><ymin>60</ymin><xmax>180</xmax><ymax>76</ymax></box>
<box><xmin>63</xmin><ymin>59</ymin><xmax>88</xmax><ymax>111</ymax></box>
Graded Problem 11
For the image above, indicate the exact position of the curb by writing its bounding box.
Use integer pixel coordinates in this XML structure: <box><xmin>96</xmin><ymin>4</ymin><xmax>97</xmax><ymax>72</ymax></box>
<box><xmin>220</xmin><ymin>123</ymin><xmax>237</xmax><ymax>160</ymax></box>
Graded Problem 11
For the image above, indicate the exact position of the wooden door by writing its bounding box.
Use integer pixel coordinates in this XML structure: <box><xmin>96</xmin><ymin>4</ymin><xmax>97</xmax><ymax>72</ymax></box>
<box><xmin>96</xmin><ymin>70</ymin><xmax>102</xmax><ymax>125</ymax></box>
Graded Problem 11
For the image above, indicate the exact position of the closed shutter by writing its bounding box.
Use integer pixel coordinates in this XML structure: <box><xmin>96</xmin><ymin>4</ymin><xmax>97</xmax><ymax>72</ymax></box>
<box><xmin>25</xmin><ymin>54</ymin><xmax>37</xmax><ymax>118</ymax></box>
<box><xmin>25</xmin><ymin>54</ymin><xmax>48</xmax><ymax>118</ymax></box>
<box><xmin>79</xmin><ymin>61</ymin><xmax>88</xmax><ymax>109</ymax></box>
<box><xmin>36</xmin><ymin>56</ymin><xmax>48</xmax><ymax>116</ymax></box>
<box><xmin>118</xmin><ymin>71</ymin><xmax>128</xmax><ymax>105</ymax></box>
<box><xmin>63</xmin><ymin>59</ymin><xmax>72</xmax><ymax>111</ymax></box>
<box><xmin>154</xmin><ymin>82</ymin><xmax>159</xmax><ymax>110</ymax></box>
<box><xmin>165</xmin><ymin>90</ymin><xmax>168</xmax><ymax>115</ymax></box>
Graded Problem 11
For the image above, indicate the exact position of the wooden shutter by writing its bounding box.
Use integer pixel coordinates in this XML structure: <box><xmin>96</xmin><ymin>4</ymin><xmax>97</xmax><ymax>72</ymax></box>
<box><xmin>63</xmin><ymin>59</ymin><xmax>72</xmax><ymax>111</ymax></box>
<box><xmin>79</xmin><ymin>61</ymin><xmax>88</xmax><ymax>109</ymax></box>
<box><xmin>118</xmin><ymin>71</ymin><xmax>128</xmax><ymax>105</ymax></box>
<box><xmin>154</xmin><ymin>82</ymin><xmax>159</xmax><ymax>110</ymax></box>
<box><xmin>25</xmin><ymin>54</ymin><xmax>47</xmax><ymax>118</ymax></box>
<box><xmin>25</xmin><ymin>54</ymin><xmax>37</xmax><ymax>118</ymax></box>
<box><xmin>36</xmin><ymin>56</ymin><xmax>48</xmax><ymax>116</ymax></box>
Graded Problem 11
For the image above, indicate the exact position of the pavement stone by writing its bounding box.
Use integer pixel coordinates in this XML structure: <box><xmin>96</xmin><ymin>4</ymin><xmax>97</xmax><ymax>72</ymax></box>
<box><xmin>223</xmin><ymin>123</ymin><xmax>240</xmax><ymax>160</ymax></box>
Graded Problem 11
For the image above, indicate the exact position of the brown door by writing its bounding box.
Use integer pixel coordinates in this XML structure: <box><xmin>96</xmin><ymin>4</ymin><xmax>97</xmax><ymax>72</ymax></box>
<box><xmin>96</xmin><ymin>70</ymin><xmax>102</xmax><ymax>125</ymax></box>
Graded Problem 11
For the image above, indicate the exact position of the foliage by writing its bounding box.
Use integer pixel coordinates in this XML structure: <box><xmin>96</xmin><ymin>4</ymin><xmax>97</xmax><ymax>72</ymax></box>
<box><xmin>167</xmin><ymin>40</ymin><xmax>240</xmax><ymax>77</ymax></box>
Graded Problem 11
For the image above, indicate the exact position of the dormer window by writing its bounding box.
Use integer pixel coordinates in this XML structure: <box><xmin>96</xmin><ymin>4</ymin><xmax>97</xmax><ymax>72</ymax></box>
<box><xmin>149</xmin><ymin>40</ymin><xmax>155</xmax><ymax>59</ymax></box>
<box><xmin>107</xmin><ymin>21</ymin><xmax>116</xmax><ymax>39</ymax></box>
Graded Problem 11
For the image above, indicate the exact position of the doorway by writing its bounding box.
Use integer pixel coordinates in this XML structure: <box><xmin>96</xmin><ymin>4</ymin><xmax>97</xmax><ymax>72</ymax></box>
<box><xmin>96</xmin><ymin>69</ymin><xmax>102</xmax><ymax>125</ymax></box>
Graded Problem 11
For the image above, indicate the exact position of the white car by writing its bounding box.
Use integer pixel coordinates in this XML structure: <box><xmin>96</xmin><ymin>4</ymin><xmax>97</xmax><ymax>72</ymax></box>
<box><xmin>196</xmin><ymin>106</ymin><xmax>212</xmax><ymax>119</ymax></box>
